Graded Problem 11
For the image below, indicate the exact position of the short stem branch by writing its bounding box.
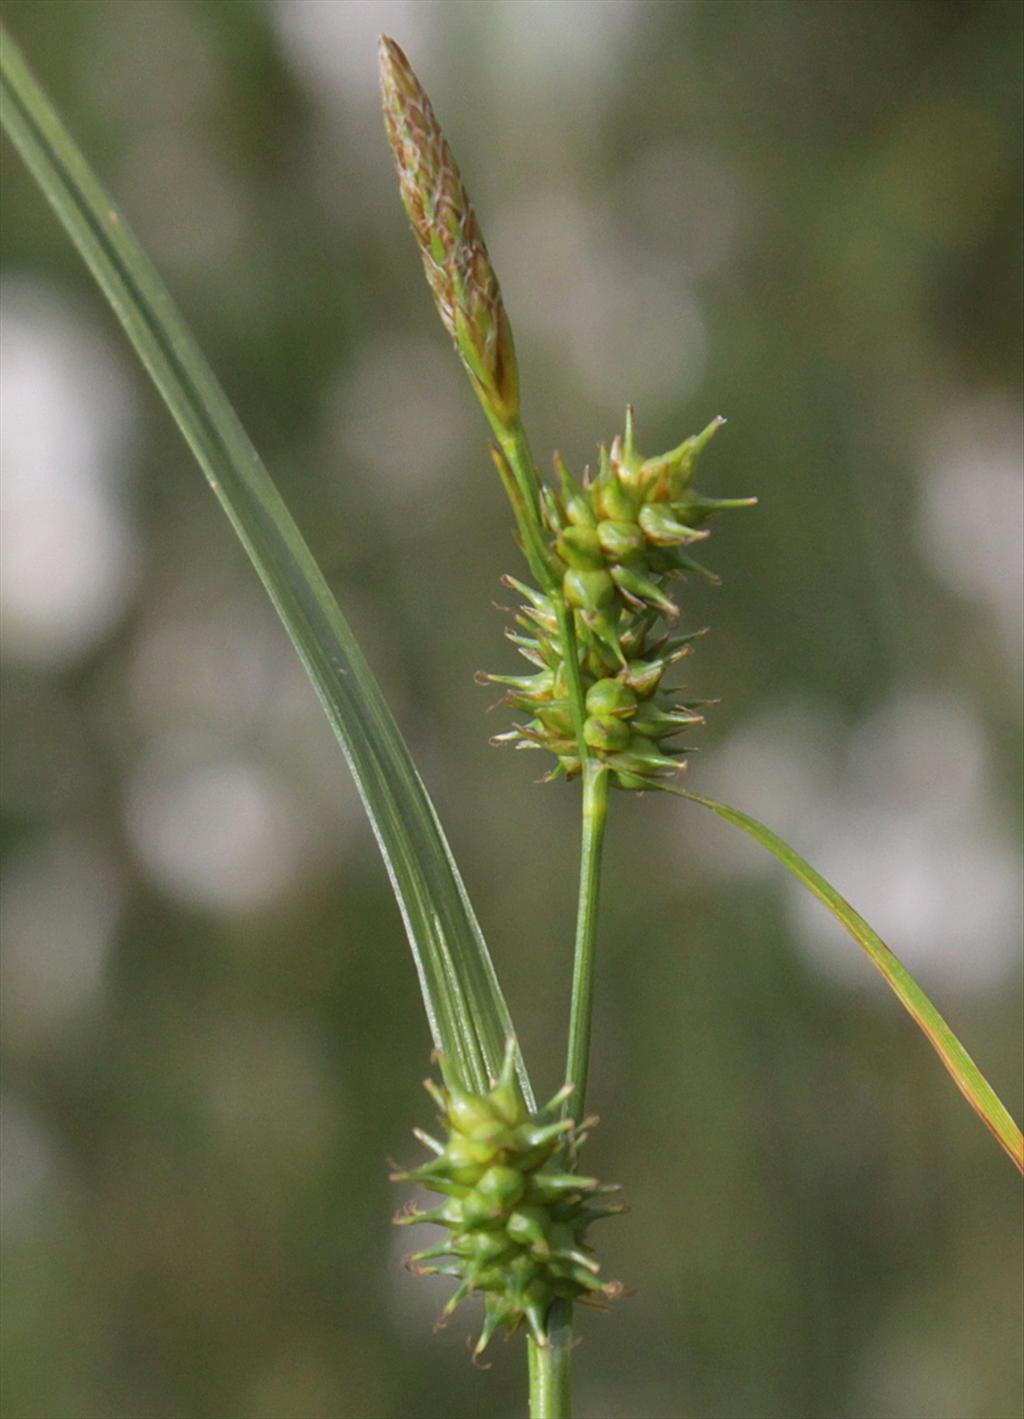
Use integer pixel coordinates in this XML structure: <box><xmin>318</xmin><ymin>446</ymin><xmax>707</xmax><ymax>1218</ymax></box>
<box><xmin>491</xmin><ymin>416</ymin><xmax>590</xmax><ymax>756</ymax></box>
<box><xmin>528</xmin><ymin>1302</ymin><xmax>573</xmax><ymax>1419</ymax></box>
<box><xmin>564</xmin><ymin>759</ymin><xmax>610</xmax><ymax>1127</ymax></box>
<box><xmin>531</xmin><ymin>759</ymin><xmax>609</xmax><ymax>1418</ymax></box>
<box><xmin>553</xmin><ymin>599</ymin><xmax>589</xmax><ymax>757</ymax></box>
<box><xmin>487</xmin><ymin>413</ymin><xmax>607</xmax><ymax>1419</ymax></box>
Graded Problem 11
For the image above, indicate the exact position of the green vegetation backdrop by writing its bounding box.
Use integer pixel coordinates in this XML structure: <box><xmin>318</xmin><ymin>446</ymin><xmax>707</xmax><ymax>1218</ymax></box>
<box><xmin>2</xmin><ymin>2</ymin><xmax>1021</xmax><ymax>1416</ymax></box>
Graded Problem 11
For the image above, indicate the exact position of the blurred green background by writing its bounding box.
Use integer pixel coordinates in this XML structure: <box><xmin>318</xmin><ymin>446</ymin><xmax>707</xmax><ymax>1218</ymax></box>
<box><xmin>2</xmin><ymin>2</ymin><xmax>1021</xmax><ymax>1416</ymax></box>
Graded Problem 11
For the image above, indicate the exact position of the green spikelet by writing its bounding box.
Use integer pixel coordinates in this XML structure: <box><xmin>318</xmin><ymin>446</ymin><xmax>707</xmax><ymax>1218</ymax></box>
<box><xmin>482</xmin><ymin>409</ymin><xmax>756</xmax><ymax>789</ymax></box>
<box><xmin>393</xmin><ymin>1039</ymin><xmax>625</xmax><ymax>1357</ymax></box>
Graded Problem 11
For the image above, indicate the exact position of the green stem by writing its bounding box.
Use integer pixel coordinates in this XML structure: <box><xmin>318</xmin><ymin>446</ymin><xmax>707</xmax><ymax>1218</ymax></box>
<box><xmin>564</xmin><ymin>759</ymin><xmax>610</xmax><ymax>1126</ymax></box>
<box><xmin>496</xmin><ymin>420</ymin><xmax>550</xmax><ymax>574</ymax></box>
<box><xmin>530</xmin><ymin>757</ymin><xmax>609</xmax><ymax>1418</ymax></box>
<box><xmin>490</xmin><ymin>416</ymin><xmax>590</xmax><ymax>757</ymax></box>
<box><xmin>528</xmin><ymin>1301</ymin><xmax>573</xmax><ymax>1418</ymax></box>
<box><xmin>488</xmin><ymin>414</ymin><xmax>610</xmax><ymax>1122</ymax></box>
<box><xmin>552</xmin><ymin>599</ymin><xmax>589</xmax><ymax>760</ymax></box>
<box><xmin>476</xmin><ymin>350</ymin><xmax>608</xmax><ymax>1419</ymax></box>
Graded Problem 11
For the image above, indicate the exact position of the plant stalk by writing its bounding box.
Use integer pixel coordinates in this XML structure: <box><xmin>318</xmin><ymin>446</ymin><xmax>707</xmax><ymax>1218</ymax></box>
<box><xmin>528</xmin><ymin>757</ymin><xmax>609</xmax><ymax>1416</ymax></box>
<box><xmin>528</xmin><ymin>1300</ymin><xmax>573</xmax><ymax>1419</ymax></box>
<box><xmin>488</xmin><ymin>415</ymin><xmax>607</xmax><ymax>1416</ymax></box>
<box><xmin>490</xmin><ymin>416</ymin><xmax>590</xmax><ymax>758</ymax></box>
<box><xmin>564</xmin><ymin>759</ymin><xmax>611</xmax><ymax>1127</ymax></box>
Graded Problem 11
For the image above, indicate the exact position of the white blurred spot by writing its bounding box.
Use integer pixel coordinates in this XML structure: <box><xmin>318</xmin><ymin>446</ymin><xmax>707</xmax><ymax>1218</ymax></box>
<box><xmin>787</xmin><ymin>693</ymin><xmax>1022</xmax><ymax>992</ymax></box>
<box><xmin>125</xmin><ymin>745</ymin><xmax>313</xmax><ymax>912</ymax></box>
<box><xmin>696</xmin><ymin>698</ymin><xmax>842</xmax><ymax>882</ymax></box>
<box><xmin>129</xmin><ymin>589</ymin><xmax>296</xmax><ymax>734</ymax></box>
<box><xmin>126</xmin><ymin>584</ymin><xmax>365</xmax><ymax>855</ymax></box>
<box><xmin>613</xmin><ymin>143</ymin><xmax>748</xmax><ymax>279</ymax></box>
<box><xmin>493</xmin><ymin>190</ymin><xmax>708</xmax><ymax>408</ymax></box>
<box><xmin>576</xmin><ymin>256</ymin><xmax>707</xmax><ymax>409</ymax></box>
<box><xmin>917</xmin><ymin>394</ymin><xmax>1024</xmax><ymax>674</ymax></box>
<box><xmin>1</xmin><ymin>833</ymin><xmax>123</xmax><ymax>1048</ymax></box>
<box><xmin>326</xmin><ymin>334</ymin><xmax>474</xmax><ymax>523</ymax></box>
<box><xmin>0</xmin><ymin>279</ymin><xmax>139</xmax><ymax>666</ymax></box>
<box><xmin>493</xmin><ymin>0</ymin><xmax>639</xmax><ymax>79</ymax></box>
<box><xmin>272</xmin><ymin>0</ymin><xmax>432</xmax><ymax>103</ymax></box>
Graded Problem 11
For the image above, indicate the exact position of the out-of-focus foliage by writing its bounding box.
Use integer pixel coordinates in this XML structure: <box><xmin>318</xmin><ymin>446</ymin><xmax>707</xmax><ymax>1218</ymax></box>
<box><xmin>1</xmin><ymin>2</ymin><xmax>1020</xmax><ymax>1417</ymax></box>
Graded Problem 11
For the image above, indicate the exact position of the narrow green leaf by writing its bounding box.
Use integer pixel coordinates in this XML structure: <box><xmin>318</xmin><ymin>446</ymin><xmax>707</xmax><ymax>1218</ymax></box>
<box><xmin>0</xmin><ymin>25</ymin><xmax>531</xmax><ymax>1104</ymax></box>
<box><xmin>665</xmin><ymin>786</ymin><xmax>1023</xmax><ymax>1172</ymax></box>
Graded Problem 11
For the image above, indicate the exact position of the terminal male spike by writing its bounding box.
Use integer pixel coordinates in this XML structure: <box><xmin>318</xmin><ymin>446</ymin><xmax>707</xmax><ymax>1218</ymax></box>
<box><xmin>379</xmin><ymin>36</ymin><xmax>519</xmax><ymax>427</ymax></box>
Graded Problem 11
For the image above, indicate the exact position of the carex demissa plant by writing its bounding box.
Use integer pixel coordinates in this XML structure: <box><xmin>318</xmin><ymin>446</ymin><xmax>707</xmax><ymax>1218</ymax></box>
<box><xmin>379</xmin><ymin>31</ymin><xmax>753</xmax><ymax>1360</ymax></box>
<box><xmin>377</xmin><ymin>33</ymin><xmax>1022</xmax><ymax>1400</ymax></box>
<box><xmin>377</xmin><ymin>32</ymin><xmax>1023</xmax><ymax>1401</ymax></box>
<box><xmin>3</xmin><ymin>23</ymin><xmax>1020</xmax><ymax>1419</ymax></box>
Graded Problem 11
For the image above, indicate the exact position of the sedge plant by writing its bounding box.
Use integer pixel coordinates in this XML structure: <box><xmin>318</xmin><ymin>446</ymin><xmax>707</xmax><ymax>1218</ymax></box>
<box><xmin>2</xmin><ymin>26</ymin><xmax>1021</xmax><ymax>1419</ymax></box>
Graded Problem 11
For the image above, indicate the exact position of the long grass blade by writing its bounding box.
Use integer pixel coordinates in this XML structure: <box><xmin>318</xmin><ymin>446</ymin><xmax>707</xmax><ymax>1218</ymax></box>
<box><xmin>0</xmin><ymin>24</ymin><xmax>531</xmax><ymax>1104</ymax></box>
<box><xmin>663</xmin><ymin>786</ymin><xmax>1023</xmax><ymax>1171</ymax></box>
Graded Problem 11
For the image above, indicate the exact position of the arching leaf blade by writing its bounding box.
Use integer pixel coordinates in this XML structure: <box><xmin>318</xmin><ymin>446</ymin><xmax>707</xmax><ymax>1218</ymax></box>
<box><xmin>665</xmin><ymin>786</ymin><xmax>1023</xmax><ymax>1173</ymax></box>
<box><xmin>0</xmin><ymin>24</ymin><xmax>531</xmax><ymax>1105</ymax></box>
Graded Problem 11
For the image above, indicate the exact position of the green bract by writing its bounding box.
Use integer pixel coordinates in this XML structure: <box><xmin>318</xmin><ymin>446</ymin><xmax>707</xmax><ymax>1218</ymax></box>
<box><xmin>483</xmin><ymin>410</ymin><xmax>756</xmax><ymax>788</ymax></box>
<box><xmin>393</xmin><ymin>1040</ymin><xmax>624</xmax><ymax>1357</ymax></box>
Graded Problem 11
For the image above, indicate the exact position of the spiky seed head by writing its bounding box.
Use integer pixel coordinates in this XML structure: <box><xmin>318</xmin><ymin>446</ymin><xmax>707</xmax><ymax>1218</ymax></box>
<box><xmin>378</xmin><ymin>36</ymin><xmax>519</xmax><ymax>426</ymax></box>
<box><xmin>395</xmin><ymin>1042</ymin><xmax>623</xmax><ymax>1354</ymax></box>
<box><xmin>483</xmin><ymin>408</ymin><xmax>756</xmax><ymax>788</ymax></box>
